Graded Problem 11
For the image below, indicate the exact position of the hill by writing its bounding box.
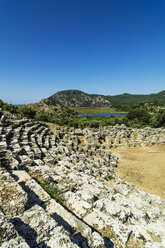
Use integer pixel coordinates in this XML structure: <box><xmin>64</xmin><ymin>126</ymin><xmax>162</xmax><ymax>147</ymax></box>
<box><xmin>47</xmin><ymin>90</ymin><xmax>165</xmax><ymax>107</ymax></box>
<box><xmin>48</xmin><ymin>90</ymin><xmax>111</xmax><ymax>107</ymax></box>
<box><xmin>105</xmin><ymin>90</ymin><xmax>165</xmax><ymax>106</ymax></box>
<box><xmin>27</xmin><ymin>99</ymin><xmax>77</xmax><ymax>118</ymax></box>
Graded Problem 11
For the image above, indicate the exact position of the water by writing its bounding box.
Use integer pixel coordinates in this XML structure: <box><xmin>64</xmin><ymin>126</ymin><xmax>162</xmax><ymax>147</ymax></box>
<box><xmin>80</xmin><ymin>112</ymin><xmax>127</xmax><ymax>118</ymax></box>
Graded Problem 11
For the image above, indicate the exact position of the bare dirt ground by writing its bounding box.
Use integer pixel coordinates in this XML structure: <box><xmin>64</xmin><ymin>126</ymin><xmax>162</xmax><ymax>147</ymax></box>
<box><xmin>112</xmin><ymin>145</ymin><xmax>165</xmax><ymax>200</ymax></box>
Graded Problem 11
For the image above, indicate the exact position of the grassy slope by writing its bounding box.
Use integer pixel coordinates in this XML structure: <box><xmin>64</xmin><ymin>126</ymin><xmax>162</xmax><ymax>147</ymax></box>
<box><xmin>70</xmin><ymin>107</ymin><xmax>124</xmax><ymax>114</ymax></box>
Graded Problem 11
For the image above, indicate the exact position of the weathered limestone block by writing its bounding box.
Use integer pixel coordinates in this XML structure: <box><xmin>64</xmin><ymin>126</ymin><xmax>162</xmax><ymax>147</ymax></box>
<box><xmin>11</xmin><ymin>205</ymin><xmax>79</xmax><ymax>248</ymax></box>
<box><xmin>47</xmin><ymin>199</ymin><xmax>92</xmax><ymax>239</ymax></box>
<box><xmin>0</xmin><ymin>210</ymin><xmax>17</xmax><ymax>245</ymax></box>
<box><xmin>88</xmin><ymin>232</ymin><xmax>105</xmax><ymax>247</ymax></box>
<box><xmin>0</xmin><ymin>141</ymin><xmax>7</xmax><ymax>149</ymax></box>
<box><xmin>9</xmin><ymin>158</ymin><xmax>20</xmax><ymax>170</ymax></box>
<box><xmin>0</xmin><ymin>169</ymin><xmax>28</xmax><ymax>219</ymax></box>
<box><xmin>32</xmin><ymin>147</ymin><xmax>42</xmax><ymax>159</ymax></box>
<box><xmin>19</xmin><ymin>155</ymin><xmax>32</xmax><ymax>167</ymax></box>
<box><xmin>0</xmin><ymin>210</ymin><xmax>30</xmax><ymax>248</ymax></box>
<box><xmin>13</xmin><ymin>170</ymin><xmax>51</xmax><ymax>204</ymax></box>
<box><xmin>64</xmin><ymin>191</ymin><xmax>92</xmax><ymax>217</ymax></box>
<box><xmin>84</xmin><ymin>209</ymin><xmax>133</xmax><ymax>246</ymax></box>
<box><xmin>32</xmin><ymin>159</ymin><xmax>44</xmax><ymax>166</ymax></box>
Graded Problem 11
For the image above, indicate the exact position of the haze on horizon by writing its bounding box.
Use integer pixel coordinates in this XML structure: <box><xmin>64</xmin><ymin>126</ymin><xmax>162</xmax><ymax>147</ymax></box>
<box><xmin>0</xmin><ymin>0</ymin><xmax>165</xmax><ymax>104</ymax></box>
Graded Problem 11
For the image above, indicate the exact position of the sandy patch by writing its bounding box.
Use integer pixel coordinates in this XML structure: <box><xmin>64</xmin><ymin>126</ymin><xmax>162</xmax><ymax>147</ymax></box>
<box><xmin>112</xmin><ymin>145</ymin><xmax>165</xmax><ymax>200</ymax></box>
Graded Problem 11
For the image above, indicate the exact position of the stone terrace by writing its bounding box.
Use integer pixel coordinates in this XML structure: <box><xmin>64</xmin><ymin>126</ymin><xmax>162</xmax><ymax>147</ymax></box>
<box><xmin>0</xmin><ymin>110</ymin><xmax>165</xmax><ymax>248</ymax></box>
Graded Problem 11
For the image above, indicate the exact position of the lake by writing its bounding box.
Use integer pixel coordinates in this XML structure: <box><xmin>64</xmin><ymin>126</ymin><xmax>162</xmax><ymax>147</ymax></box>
<box><xmin>80</xmin><ymin>113</ymin><xmax>127</xmax><ymax>118</ymax></box>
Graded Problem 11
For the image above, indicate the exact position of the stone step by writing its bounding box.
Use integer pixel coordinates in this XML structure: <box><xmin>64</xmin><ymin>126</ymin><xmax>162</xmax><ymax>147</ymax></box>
<box><xmin>24</xmin><ymin>121</ymin><xmax>38</xmax><ymax>128</ymax></box>
<box><xmin>0</xmin><ymin>141</ymin><xmax>7</xmax><ymax>149</ymax></box>
<box><xmin>27</xmin><ymin>165</ymin><xmax>165</xmax><ymax>247</ymax></box>
<box><xmin>11</xmin><ymin>170</ymin><xmax>108</xmax><ymax>247</ymax></box>
<box><xmin>17</xmin><ymin>155</ymin><xmax>32</xmax><ymax>167</ymax></box>
<box><xmin>11</xmin><ymin>205</ymin><xmax>81</xmax><ymax>248</ymax></box>
<box><xmin>36</xmin><ymin>126</ymin><xmax>46</xmax><ymax>135</ymax></box>
<box><xmin>0</xmin><ymin>209</ymin><xmax>30</xmax><ymax>248</ymax></box>
<box><xmin>0</xmin><ymin>151</ymin><xmax>7</xmax><ymax>159</ymax></box>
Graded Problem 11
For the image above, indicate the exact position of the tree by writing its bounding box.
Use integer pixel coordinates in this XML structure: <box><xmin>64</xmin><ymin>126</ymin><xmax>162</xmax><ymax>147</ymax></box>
<box><xmin>127</xmin><ymin>108</ymin><xmax>151</xmax><ymax>125</ymax></box>
<box><xmin>151</xmin><ymin>109</ymin><xmax>165</xmax><ymax>127</ymax></box>
<box><xmin>18</xmin><ymin>106</ymin><xmax>36</xmax><ymax>119</ymax></box>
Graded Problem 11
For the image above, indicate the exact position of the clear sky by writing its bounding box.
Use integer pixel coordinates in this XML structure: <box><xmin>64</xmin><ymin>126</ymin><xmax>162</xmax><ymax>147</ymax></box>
<box><xmin>0</xmin><ymin>0</ymin><xmax>165</xmax><ymax>104</ymax></box>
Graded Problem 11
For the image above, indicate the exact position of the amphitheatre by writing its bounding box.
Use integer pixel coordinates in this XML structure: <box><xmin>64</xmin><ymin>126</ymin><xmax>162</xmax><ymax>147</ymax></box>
<box><xmin>0</xmin><ymin>109</ymin><xmax>165</xmax><ymax>248</ymax></box>
<box><xmin>1</xmin><ymin>0</ymin><xmax>165</xmax><ymax>246</ymax></box>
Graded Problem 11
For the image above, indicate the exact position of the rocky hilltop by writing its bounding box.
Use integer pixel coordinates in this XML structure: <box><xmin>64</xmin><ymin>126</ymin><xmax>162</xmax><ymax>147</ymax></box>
<box><xmin>47</xmin><ymin>89</ymin><xmax>165</xmax><ymax>107</ymax></box>
<box><xmin>48</xmin><ymin>90</ymin><xmax>111</xmax><ymax>107</ymax></box>
<box><xmin>0</xmin><ymin>110</ymin><xmax>165</xmax><ymax>248</ymax></box>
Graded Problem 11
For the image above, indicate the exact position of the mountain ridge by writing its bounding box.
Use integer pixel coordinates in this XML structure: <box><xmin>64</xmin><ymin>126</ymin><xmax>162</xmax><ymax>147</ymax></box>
<box><xmin>47</xmin><ymin>89</ymin><xmax>165</xmax><ymax>107</ymax></box>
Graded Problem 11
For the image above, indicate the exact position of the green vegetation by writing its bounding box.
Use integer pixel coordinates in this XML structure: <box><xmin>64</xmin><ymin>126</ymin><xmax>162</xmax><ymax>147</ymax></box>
<box><xmin>52</xmin><ymin>115</ymin><xmax>129</xmax><ymax>128</ymax></box>
<box><xmin>52</xmin><ymin>103</ymin><xmax>165</xmax><ymax>129</ymax></box>
<box><xmin>151</xmin><ymin>109</ymin><xmax>165</xmax><ymax>128</ymax></box>
<box><xmin>0</xmin><ymin>98</ymin><xmax>165</xmax><ymax>129</ymax></box>
<box><xmin>35</xmin><ymin>113</ymin><xmax>50</xmax><ymax>122</ymax></box>
<box><xmin>109</xmin><ymin>174</ymin><xmax>115</xmax><ymax>180</ymax></box>
<box><xmin>86</xmin><ymin>160</ymin><xmax>91</xmax><ymax>163</ymax></box>
<box><xmin>27</xmin><ymin>99</ymin><xmax>78</xmax><ymax>119</ymax></box>
<box><xmin>104</xmin><ymin>90</ymin><xmax>165</xmax><ymax>107</ymax></box>
<box><xmin>112</xmin><ymin>188</ymin><xmax>118</xmax><ymax>194</ymax></box>
<box><xmin>0</xmin><ymin>100</ymin><xmax>18</xmax><ymax>114</ymax></box>
<box><xmin>0</xmin><ymin>100</ymin><xmax>36</xmax><ymax>119</ymax></box>
<box><xmin>47</xmin><ymin>89</ymin><xmax>165</xmax><ymax>108</ymax></box>
<box><xmin>40</xmin><ymin>179</ymin><xmax>63</xmax><ymax>204</ymax></box>
<box><xmin>18</xmin><ymin>105</ymin><xmax>36</xmax><ymax>119</ymax></box>
<box><xmin>0</xmin><ymin>99</ymin><xmax>78</xmax><ymax>120</ymax></box>
<box><xmin>127</xmin><ymin>108</ymin><xmax>151</xmax><ymax>125</ymax></box>
<box><xmin>70</xmin><ymin>107</ymin><xmax>122</xmax><ymax>114</ymax></box>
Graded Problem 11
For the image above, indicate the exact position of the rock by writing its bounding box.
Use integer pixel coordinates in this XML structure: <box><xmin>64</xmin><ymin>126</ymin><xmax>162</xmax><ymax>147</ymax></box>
<box><xmin>0</xmin><ymin>112</ymin><xmax>165</xmax><ymax>247</ymax></box>
<box><xmin>19</xmin><ymin>155</ymin><xmax>32</xmax><ymax>167</ymax></box>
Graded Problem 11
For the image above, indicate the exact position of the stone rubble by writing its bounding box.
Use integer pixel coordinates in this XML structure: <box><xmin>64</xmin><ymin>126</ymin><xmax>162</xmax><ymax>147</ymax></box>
<box><xmin>0</xmin><ymin>110</ymin><xmax>165</xmax><ymax>247</ymax></box>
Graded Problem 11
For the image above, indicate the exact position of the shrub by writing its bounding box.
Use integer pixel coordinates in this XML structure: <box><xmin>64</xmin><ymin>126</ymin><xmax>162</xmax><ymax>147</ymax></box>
<box><xmin>151</xmin><ymin>109</ymin><xmax>165</xmax><ymax>127</ymax></box>
<box><xmin>40</xmin><ymin>179</ymin><xmax>63</xmax><ymax>204</ymax></box>
<box><xmin>127</xmin><ymin>108</ymin><xmax>151</xmax><ymax>125</ymax></box>
<box><xmin>109</xmin><ymin>174</ymin><xmax>115</xmax><ymax>180</ymax></box>
<box><xmin>18</xmin><ymin>106</ymin><xmax>36</xmax><ymax>119</ymax></box>
<box><xmin>35</xmin><ymin>113</ymin><xmax>50</xmax><ymax>122</ymax></box>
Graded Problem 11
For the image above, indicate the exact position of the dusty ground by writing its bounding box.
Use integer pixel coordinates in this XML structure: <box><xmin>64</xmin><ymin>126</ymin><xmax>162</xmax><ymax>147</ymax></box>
<box><xmin>112</xmin><ymin>145</ymin><xmax>165</xmax><ymax>200</ymax></box>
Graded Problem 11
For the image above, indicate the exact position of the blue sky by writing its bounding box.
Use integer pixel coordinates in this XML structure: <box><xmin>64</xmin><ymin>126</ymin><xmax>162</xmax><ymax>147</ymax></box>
<box><xmin>0</xmin><ymin>0</ymin><xmax>165</xmax><ymax>104</ymax></box>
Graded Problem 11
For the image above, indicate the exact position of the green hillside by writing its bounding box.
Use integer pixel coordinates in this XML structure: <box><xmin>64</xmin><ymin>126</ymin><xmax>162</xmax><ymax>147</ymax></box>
<box><xmin>103</xmin><ymin>91</ymin><xmax>165</xmax><ymax>106</ymax></box>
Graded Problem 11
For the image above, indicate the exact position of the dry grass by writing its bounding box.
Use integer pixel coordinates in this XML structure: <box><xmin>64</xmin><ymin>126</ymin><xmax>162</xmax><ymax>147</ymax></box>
<box><xmin>40</xmin><ymin>122</ymin><xmax>62</xmax><ymax>133</ymax></box>
<box><xmin>113</xmin><ymin>145</ymin><xmax>165</xmax><ymax>199</ymax></box>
